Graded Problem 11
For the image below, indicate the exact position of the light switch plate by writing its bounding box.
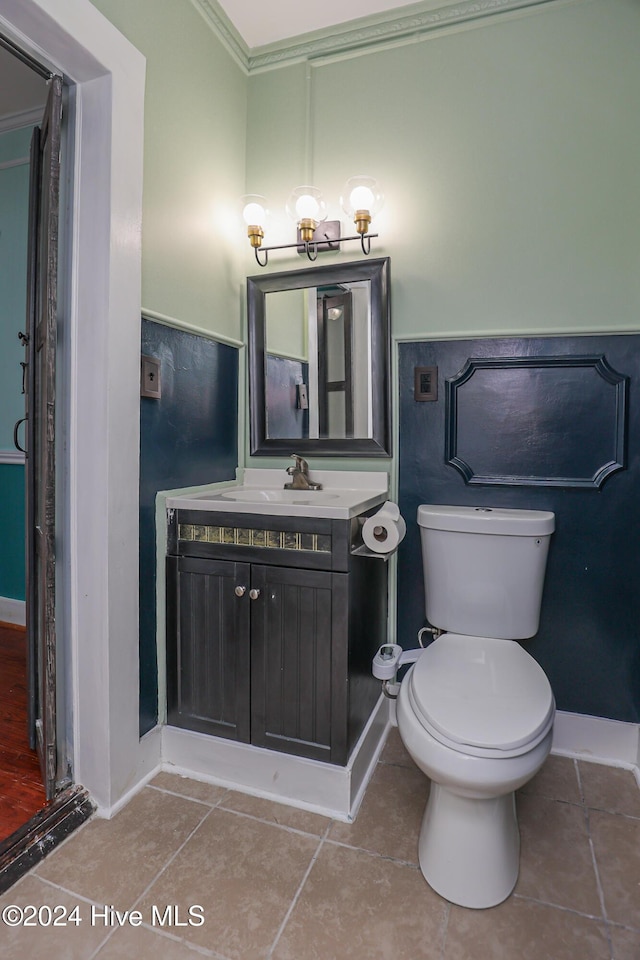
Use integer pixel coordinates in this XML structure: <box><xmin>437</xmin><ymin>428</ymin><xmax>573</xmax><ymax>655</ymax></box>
<box><xmin>414</xmin><ymin>365</ymin><xmax>437</xmax><ymax>402</ymax></box>
<box><xmin>141</xmin><ymin>354</ymin><xmax>161</xmax><ymax>399</ymax></box>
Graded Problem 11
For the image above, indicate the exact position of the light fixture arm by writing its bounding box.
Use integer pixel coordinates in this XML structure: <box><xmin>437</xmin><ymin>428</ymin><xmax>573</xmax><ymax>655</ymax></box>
<box><xmin>360</xmin><ymin>234</ymin><xmax>372</xmax><ymax>255</ymax></box>
<box><xmin>250</xmin><ymin>231</ymin><xmax>378</xmax><ymax>267</ymax></box>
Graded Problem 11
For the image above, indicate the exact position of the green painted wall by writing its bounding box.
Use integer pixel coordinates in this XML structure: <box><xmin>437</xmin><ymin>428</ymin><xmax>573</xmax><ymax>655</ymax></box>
<box><xmin>90</xmin><ymin>0</ymin><xmax>248</xmax><ymax>342</ymax></box>
<box><xmin>88</xmin><ymin>0</ymin><xmax>639</xmax><ymax>474</ymax></box>
<box><xmin>246</xmin><ymin>0</ymin><xmax>640</xmax><ymax>341</ymax></box>
<box><xmin>265</xmin><ymin>288</ymin><xmax>308</xmax><ymax>360</ymax></box>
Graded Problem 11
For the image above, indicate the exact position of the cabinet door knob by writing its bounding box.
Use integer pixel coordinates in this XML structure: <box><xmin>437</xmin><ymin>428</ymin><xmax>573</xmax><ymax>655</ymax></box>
<box><xmin>234</xmin><ymin>585</ymin><xmax>247</xmax><ymax>597</ymax></box>
<box><xmin>249</xmin><ymin>588</ymin><xmax>261</xmax><ymax>600</ymax></box>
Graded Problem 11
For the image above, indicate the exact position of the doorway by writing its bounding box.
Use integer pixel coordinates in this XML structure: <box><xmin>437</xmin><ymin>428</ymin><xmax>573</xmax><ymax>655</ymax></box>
<box><xmin>0</xmin><ymin>0</ymin><xmax>149</xmax><ymax>829</ymax></box>
<box><xmin>0</xmin><ymin>41</ymin><xmax>48</xmax><ymax>842</ymax></box>
<box><xmin>0</xmin><ymin>37</ymin><xmax>95</xmax><ymax>891</ymax></box>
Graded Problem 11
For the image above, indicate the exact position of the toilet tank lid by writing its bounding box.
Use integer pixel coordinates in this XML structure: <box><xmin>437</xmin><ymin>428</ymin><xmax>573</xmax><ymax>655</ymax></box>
<box><xmin>417</xmin><ymin>504</ymin><xmax>555</xmax><ymax>536</ymax></box>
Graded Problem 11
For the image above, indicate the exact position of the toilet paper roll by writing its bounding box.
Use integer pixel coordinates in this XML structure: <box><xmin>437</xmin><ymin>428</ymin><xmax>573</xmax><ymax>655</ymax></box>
<box><xmin>362</xmin><ymin>501</ymin><xmax>407</xmax><ymax>554</ymax></box>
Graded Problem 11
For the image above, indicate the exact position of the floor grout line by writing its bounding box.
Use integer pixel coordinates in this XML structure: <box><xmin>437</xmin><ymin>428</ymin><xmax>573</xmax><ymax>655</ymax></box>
<box><xmin>574</xmin><ymin>758</ymin><xmax>585</xmax><ymax>804</ymax></box>
<box><xmin>127</xmin><ymin>803</ymin><xmax>216</xmax><ymax>913</ymax></box>
<box><xmin>265</xmin><ymin>823</ymin><xmax>332</xmax><ymax>959</ymax></box>
<box><xmin>145</xmin><ymin>783</ymin><xmax>227</xmax><ymax>808</ymax></box>
<box><xmin>128</xmin><ymin>922</ymin><xmax>227</xmax><ymax>959</ymax></box>
<box><xmin>212</xmin><ymin>802</ymin><xmax>333</xmax><ymax>840</ymax></box>
<box><xmin>584</xmin><ymin>809</ymin><xmax>614</xmax><ymax>960</ymax></box>
<box><xmin>322</xmin><ymin>834</ymin><xmax>421</xmax><ymax>869</ymax></box>
<box><xmin>84</xmin><ymin>803</ymin><xmax>220</xmax><ymax>960</ymax></box>
<box><xmin>512</xmin><ymin>892</ymin><xmax>608</xmax><ymax>924</ymax></box>
<box><xmin>439</xmin><ymin>901</ymin><xmax>451</xmax><ymax>960</ymax></box>
<box><xmin>21</xmin><ymin>876</ymin><xmax>120</xmax><ymax>960</ymax></box>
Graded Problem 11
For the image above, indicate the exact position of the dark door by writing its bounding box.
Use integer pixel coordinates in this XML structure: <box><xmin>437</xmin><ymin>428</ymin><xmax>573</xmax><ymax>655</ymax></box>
<box><xmin>250</xmin><ymin>565</ymin><xmax>348</xmax><ymax>763</ymax></box>
<box><xmin>317</xmin><ymin>291</ymin><xmax>354</xmax><ymax>439</ymax></box>
<box><xmin>22</xmin><ymin>76</ymin><xmax>63</xmax><ymax>800</ymax></box>
<box><xmin>167</xmin><ymin>556</ymin><xmax>252</xmax><ymax>742</ymax></box>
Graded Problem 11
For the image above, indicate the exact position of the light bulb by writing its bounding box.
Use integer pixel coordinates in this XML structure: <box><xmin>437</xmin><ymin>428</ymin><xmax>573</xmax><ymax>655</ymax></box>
<box><xmin>240</xmin><ymin>194</ymin><xmax>268</xmax><ymax>250</ymax></box>
<box><xmin>242</xmin><ymin>200</ymin><xmax>266</xmax><ymax>225</ymax></box>
<box><xmin>349</xmin><ymin>185</ymin><xmax>375</xmax><ymax>212</ymax></box>
<box><xmin>286</xmin><ymin>186</ymin><xmax>327</xmax><ymax>227</ymax></box>
<box><xmin>340</xmin><ymin>176</ymin><xmax>384</xmax><ymax>234</ymax></box>
<box><xmin>295</xmin><ymin>193</ymin><xmax>320</xmax><ymax>220</ymax></box>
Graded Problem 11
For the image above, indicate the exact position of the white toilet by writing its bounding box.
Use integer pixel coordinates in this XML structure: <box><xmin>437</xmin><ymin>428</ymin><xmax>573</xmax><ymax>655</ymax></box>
<box><xmin>396</xmin><ymin>504</ymin><xmax>556</xmax><ymax>910</ymax></box>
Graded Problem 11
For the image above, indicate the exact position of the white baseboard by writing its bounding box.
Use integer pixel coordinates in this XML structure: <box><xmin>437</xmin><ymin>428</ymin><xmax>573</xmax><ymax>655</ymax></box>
<box><xmin>0</xmin><ymin>597</ymin><xmax>26</xmax><ymax>626</ymax></box>
<box><xmin>551</xmin><ymin>710</ymin><xmax>640</xmax><ymax>775</ymax></box>
<box><xmin>90</xmin><ymin>705</ymin><xmax>640</xmax><ymax>821</ymax></box>
<box><xmin>161</xmin><ymin>695</ymin><xmax>390</xmax><ymax>823</ymax></box>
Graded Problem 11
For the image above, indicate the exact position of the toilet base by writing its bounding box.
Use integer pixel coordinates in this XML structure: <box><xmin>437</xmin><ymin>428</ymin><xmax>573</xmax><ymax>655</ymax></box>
<box><xmin>418</xmin><ymin>783</ymin><xmax>519</xmax><ymax>909</ymax></box>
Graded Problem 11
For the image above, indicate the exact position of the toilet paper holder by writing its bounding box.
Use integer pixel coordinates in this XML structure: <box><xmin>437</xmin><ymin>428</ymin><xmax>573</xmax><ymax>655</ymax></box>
<box><xmin>353</xmin><ymin>502</ymin><xmax>406</xmax><ymax>559</ymax></box>
<box><xmin>351</xmin><ymin>515</ymin><xmax>397</xmax><ymax>560</ymax></box>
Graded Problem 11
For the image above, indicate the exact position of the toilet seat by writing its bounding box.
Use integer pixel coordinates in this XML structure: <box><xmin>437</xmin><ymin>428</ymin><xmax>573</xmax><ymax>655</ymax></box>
<box><xmin>408</xmin><ymin>634</ymin><xmax>555</xmax><ymax>759</ymax></box>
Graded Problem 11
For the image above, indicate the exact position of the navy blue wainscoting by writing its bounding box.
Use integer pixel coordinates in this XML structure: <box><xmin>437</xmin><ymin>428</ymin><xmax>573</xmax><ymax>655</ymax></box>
<box><xmin>139</xmin><ymin>318</ymin><xmax>239</xmax><ymax>735</ymax></box>
<box><xmin>265</xmin><ymin>354</ymin><xmax>309</xmax><ymax>440</ymax></box>
<box><xmin>398</xmin><ymin>335</ymin><xmax>640</xmax><ymax>724</ymax></box>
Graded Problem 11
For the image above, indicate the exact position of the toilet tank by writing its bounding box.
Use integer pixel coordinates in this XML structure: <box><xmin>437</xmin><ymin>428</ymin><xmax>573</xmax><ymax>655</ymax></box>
<box><xmin>417</xmin><ymin>505</ymin><xmax>555</xmax><ymax>640</ymax></box>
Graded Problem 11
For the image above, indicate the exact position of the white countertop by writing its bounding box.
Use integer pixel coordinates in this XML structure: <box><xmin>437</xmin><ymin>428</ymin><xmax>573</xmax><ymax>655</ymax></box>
<box><xmin>166</xmin><ymin>468</ymin><xmax>389</xmax><ymax>519</ymax></box>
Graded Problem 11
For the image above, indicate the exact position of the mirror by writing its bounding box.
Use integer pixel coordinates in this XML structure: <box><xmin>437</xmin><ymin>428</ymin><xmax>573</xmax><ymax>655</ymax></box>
<box><xmin>248</xmin><ymin>258</ymin><xmax>391</xmax><ymax>456</ymax></box>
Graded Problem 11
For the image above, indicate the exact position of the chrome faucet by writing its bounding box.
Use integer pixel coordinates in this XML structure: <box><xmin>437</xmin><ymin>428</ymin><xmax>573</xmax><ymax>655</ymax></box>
<box><xmin>284</xmin><ymin>454</ymin><xmax>322</xmax><ymax>491</ymax></box>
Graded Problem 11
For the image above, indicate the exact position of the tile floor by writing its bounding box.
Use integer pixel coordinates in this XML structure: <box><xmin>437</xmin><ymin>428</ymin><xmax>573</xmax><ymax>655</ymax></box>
<box><xmin>1</xmin><ymin>729</ymin><xmax>639</xmax><ymax>959</ymax></box>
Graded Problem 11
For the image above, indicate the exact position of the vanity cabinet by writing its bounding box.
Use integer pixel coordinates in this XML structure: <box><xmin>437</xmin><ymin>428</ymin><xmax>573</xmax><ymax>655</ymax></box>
<box><xmin>166</xmin><ymin>508</ymin><xmax>387</xmax><ymax>766</ymax></box>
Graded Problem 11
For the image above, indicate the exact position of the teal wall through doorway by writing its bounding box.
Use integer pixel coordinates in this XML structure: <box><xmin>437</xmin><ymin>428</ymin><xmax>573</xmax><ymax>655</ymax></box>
<box><xmin>0</xmin><ymin>125</ymin><xmax>32</xmax><ymax>604</ymax></box>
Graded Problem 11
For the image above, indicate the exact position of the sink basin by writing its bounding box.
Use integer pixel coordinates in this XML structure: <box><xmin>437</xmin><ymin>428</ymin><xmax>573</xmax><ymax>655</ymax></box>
<box><xmin>221</xmin><ymin>489</ymin><xmax>339</xmax><ymax>505</ymax></box>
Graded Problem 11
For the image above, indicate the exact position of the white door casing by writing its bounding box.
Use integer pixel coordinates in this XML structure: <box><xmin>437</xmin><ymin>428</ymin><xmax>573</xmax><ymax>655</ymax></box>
<box><xmin>0</xmin><ymin>0</ymin><xmax>159</xmax><ymax>814</ymax></box>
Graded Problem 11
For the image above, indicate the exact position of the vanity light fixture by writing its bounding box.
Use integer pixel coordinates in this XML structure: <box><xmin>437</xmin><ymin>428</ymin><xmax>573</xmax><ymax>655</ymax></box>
<box><xmin>242</xmin><ymin>177</ymin><xmax>383</xmax><ymax>267</ymax></box>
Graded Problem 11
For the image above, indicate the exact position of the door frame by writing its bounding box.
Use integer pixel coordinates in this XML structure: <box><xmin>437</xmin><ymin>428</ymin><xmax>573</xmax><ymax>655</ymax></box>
<box><xmin>0</xmin><ymin>0</ymin><xmax>158</xmax><ymax>814</ymax></box>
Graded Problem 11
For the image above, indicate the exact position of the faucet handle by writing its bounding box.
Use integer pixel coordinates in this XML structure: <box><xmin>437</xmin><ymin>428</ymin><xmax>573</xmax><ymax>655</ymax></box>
<box><xmin>289</xmin><ymin>453</ymin><xmax>307</xmax><ymax>472</ymax></box>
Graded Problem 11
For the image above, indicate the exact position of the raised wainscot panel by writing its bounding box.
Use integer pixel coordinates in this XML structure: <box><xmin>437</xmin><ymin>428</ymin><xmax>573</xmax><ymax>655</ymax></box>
<box><xmin>445</xmin><ymin>355</ymin><xmax>627</xmax><ymax>488</ymax></box>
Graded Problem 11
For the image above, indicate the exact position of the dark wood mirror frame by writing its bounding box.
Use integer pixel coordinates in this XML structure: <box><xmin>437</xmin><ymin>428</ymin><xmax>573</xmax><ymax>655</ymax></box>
<box><xmin>248</xmin><ymin>257</ymin><xmax>391</xmax><ymax>457</ymax></box>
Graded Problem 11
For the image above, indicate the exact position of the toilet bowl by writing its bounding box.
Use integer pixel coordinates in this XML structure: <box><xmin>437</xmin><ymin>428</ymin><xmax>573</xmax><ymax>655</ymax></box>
<box><xmin>396</xmin><ymin>633</ymin><xmax>554</xmax><ymax>909</ymax></box>
<box><xmin>381</xmin><ymin>504</ymin><xmax>556</xmax><ymax>909</ymax></box>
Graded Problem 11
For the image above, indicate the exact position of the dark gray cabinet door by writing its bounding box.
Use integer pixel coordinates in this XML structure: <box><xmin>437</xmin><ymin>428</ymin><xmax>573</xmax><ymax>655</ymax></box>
<box><xmin>167</xmin><ymin>556</ymin><xmax>251</xmax><ymax>741</ymax></box>
<box><xmin>249</xmin><ymin>565</ymin><xmax>349</xmax><ymax>764</ymax></box>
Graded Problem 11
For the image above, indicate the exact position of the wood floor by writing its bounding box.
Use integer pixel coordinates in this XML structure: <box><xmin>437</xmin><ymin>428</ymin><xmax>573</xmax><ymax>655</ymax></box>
<box><xmin>0</xmin><ymin>622</ymin><xmax>46</xmax><ymax>841</ymax></box>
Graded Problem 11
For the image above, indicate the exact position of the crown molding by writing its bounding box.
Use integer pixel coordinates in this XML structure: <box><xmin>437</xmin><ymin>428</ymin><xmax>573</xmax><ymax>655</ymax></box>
<box><xmin>190</xmin><ymin>0</ymin><xmax>250</xmax><ymax>72</ymax></box>
<box><xmin>193</xmin><ymin>0</ymin><xmax>561</xmax><ymax>73</ymax></box>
